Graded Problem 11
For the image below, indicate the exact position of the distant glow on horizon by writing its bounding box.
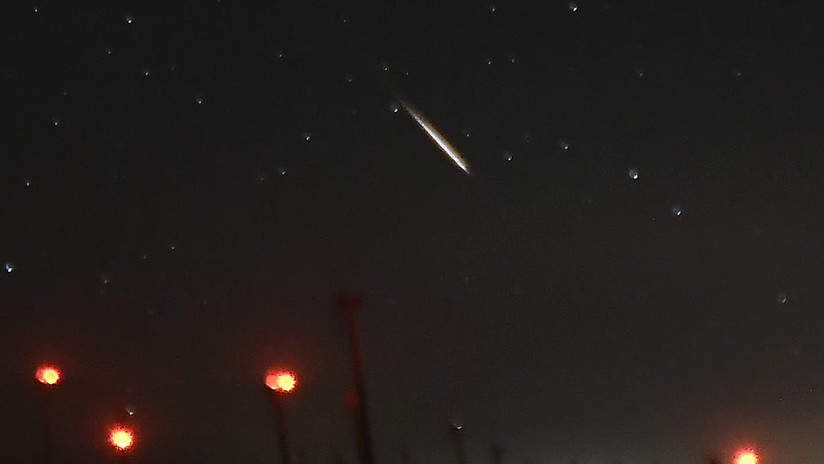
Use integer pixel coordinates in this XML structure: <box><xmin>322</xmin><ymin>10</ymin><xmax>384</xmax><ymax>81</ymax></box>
<box><xmin>396</xmin><ymin>98</ymin><xmax>471</xmax><ymax>175</ymax></box>
<box><xmin>109</xmin><ymin>426</ymin><xmax>134</xmax><ymax>451</ymax></box>
<box><xmin>735</xmin><ymin>449</ymin><xmax>758</xmax><ymax>464</ymax></box>
<box><xmin>36</xmin><ymin>366</ymin><xmax>60</xmax><ymax>385</ymax></box>
<box><xmin>265</xmin><ymin>370</ymin><xmax>297</xmax><ymax>393</ymax></box>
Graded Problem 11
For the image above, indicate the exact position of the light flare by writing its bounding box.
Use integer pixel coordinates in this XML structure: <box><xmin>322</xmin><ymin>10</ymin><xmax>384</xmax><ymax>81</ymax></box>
<box><xmin>265</xmin><ymin>370</ymin><xmax>297</xmax><ymax>393</ymax></box>
<box><xmin>396</xmin><ymin>98</ymin><xmax>471</xmax><ymax>175</ymax></box>
<box><xmin>109</xmin><ymin>426</ymin><xmax>134</xmax><ymax>451</ymax></box>
<box><xmin>36</xmin><ymin>365</ymin><xmax>61</xmax><ymax>385</ymax></box>
<box><xmin>734</xmin><ymin>448</ymin><xmax>758</xmax><ymax>464</ymax></box>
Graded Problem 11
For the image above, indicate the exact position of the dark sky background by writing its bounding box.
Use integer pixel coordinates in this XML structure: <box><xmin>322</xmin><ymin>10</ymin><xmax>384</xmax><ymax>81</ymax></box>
<box><xmin>1</xmin><ymin>0</ymin><xmax>822</xmax><ymax>463</ymax></box>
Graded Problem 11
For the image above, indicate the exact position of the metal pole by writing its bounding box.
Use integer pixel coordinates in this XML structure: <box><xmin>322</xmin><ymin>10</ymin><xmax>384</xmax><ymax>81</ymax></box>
<box><xmin>38</xmin><ymin>388</ymin><xmax>53</xmax><ymax>464</ymax></box>
<box><xmin>491</xmin><ymin>446</ymin><xmax>504</xmax><ymax>464</ymax></box>
<box><xmin>273</xmin><ymin>393</ymin><xmax>291</xmax><ymax>464</ymax></box>
<box><xmin>339</xmin><ymin>293</ymin><xmax>375</xmax><ymax>464</ymax></box>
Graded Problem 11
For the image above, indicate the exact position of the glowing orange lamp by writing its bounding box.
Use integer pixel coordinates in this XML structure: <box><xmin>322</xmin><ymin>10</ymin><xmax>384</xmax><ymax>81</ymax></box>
<box><xmin>265</xmin><ymin>370</ymin><xmax>297</xmax><ymax>393</ymax></box>
<box><xmin>734</xmin><ymin>448</ymin><xmax>758</xmax><ymax>464</ymax></box>
<box><xmin>109</xmin><ymin>426</ymin><xmax>135</xmax><ymax>452</ymax></box>
<box><xmin>36</xmin><ymin>365</ymin><xmax>61</xmax><ymax>386</ymax></box>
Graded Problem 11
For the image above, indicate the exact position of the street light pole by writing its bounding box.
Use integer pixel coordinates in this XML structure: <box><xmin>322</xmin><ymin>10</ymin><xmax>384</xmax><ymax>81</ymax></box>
<box><xmin>491</xmin><ymin>445</ymin><xmax>504</xmax><ymax>464</ymax></box>
<box><xmin>38</xmin><ymin>388</ymin><xmax>53</xmax><ymax>464</ymax></box>
<box><xmin>401</xmin><ymin>446</ymin><xmax>411</xmax><ymax>464</ymax></box>
<box><xmin>339</xmin><ymin>293</ymin><xmax>375</xmax><ymax>464</ymax></box>
<box><xmin>265</xmin><ymin>370</ymin><xmax>298</xmax><ymax>464</ymax></box>
<box><xmin>273</xmin><ymin>393</ymin><xmax>290</xmax><ymax>464</ymax></box>
<box><xmin>35</xmin><ymin>365</ymin><xmax>61</xmax><ymax>464</ymax></box>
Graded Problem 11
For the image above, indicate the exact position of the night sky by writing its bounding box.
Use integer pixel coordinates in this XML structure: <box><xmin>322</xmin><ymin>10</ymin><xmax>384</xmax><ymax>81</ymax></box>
<box><xmin>1</xmin><ymin>1</ymin><xmax>822</xmax><ymax>463</ymax></box>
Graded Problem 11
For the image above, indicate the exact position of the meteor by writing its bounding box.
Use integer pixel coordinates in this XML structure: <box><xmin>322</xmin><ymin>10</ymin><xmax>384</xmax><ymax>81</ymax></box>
<box><xmin>395</xmin><ymin>97</ymin><xmax>471</xmax><ymax>175</ymax></box>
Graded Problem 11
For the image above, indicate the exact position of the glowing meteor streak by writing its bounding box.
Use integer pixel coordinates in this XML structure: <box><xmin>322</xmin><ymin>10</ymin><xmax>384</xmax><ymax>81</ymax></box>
<box><xmin>396</xmin><ymin>97</ymin><xmax>471</xmax><ymax>175</ymax></box>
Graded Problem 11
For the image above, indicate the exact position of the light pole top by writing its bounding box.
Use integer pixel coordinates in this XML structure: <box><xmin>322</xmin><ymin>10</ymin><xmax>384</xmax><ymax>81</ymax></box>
<box><xmin>36</xmin><ymin>365</ymin><xmax>61</xmax><ymax>386</ymax></box>
<box><xmin>338</xmin><ymin>293</ymin><xmax>363</xmax><ymax>310</ymax></box>
<box><xmin>265</xmin><ymin>370</ymin><xmax>297</xmax><ymax>393</ymax></box>
<box><xmin>109</xmin><ymin>425</ymin><xmax>135</xmax><ymax>452</ymax></box>
<box><xmin>734</xmin><ymin>449</ymin><xmax>758</xmax><ymax>464</ymax></box>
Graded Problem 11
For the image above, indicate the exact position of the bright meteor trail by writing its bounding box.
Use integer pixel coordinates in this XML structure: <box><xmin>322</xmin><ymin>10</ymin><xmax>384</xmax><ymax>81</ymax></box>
<box><xmin>395</xmin><ymin>97</ymin><xmax>472</xmax><ymax>175</ymax></box>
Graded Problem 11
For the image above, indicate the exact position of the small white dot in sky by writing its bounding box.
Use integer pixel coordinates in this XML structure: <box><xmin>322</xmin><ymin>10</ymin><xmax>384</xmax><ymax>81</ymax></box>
<box><xmin>4</xmin><ymin>262</ymin><xmax>14</xmax><ymax>273</ymax></box>
<box><xmin>278</xmin><ymin>167</ymin><xmax>287</xmax><ymax>176</ymax></box>
<box><xmin>101</xmin><ymin>273</ymin><xmax>111</xmax><ymax>285</ymax></box>
<box><xmin>507</xmin><ymin>53</ymin><xmax>517</xmax><ymax>64</ymax></box>
<box><xmin>344</xmin><ymin>73</ymin><xmax>354</xmax><ymax>83</ymax></box>
<box><xmin>671</xmin><ymin>205</ymin><xmax>682</xmax><ymax>216</ymax></box>
<box><xmin>777</xmin><ymin>293</ymin><xmax>788</xmax><ymax>304</ymax></box>
<box><xmin>105</xmin><ymin>47</ymin><xmax>113</xmax><ymax>56</ymax></box>
<box><xmin>484</xmin><ymin>57</ymin><xmax>493</xmax><ymax>66</ymax></box>
<box><xmin>462</xmin><ymin>129</ymin><xmax>471</xmax><ymax>138</ymax></box>
<box><xmin>568</xmin><ymin>2</ymin><xmax>579</xmax><ymax>12</ymax></box>
<box><xmin>389</xmin><ymin>102</ymin><xmax>400</xmax><ymax>113</ymax></box>
<box><xmin>503</xmin><ymin>151</ymin><xmax>513</xmax><ymax>162</ymax></box>
<box><xmin>142</xmin><ymin>68</ymin><xmax>151</xmax><ymax>77</ymax></box>
<box><xmin>558</xmin><ymin>139</ymin><xmax>570</xmax><ymax>151</ymax></box>
<box><xmin>628</xmin><ymin>168</ymin><xmax>639</xmax><ymax>180</ymax></box>
<box><xmin>125</xmin><ymin>15</ymin><xmax>134</xmax><ymax>24</ymax></box>
<box><xmin>195</xmin><ymin>96</ymin><xmax>204</xmax><ymax>105</ymax></box>
<box><xmin>168</xmin><ymin>242</ymin><xmax>176</xmax><ymax>251</ymax></box>
<box><xmin>33</xmin><ymin>5</ymin><xmax>39</xmax><ymax>13</ymax></box>
<box><xmin>487</xmin><ymin>3</ymin><xmax>497</xmax><ymax>13</ymax></box>
<box><xmin>24</xmin><ymin>178</ymin><xmax>31</xmax><ymax>187</ymax></box>
<box><xmin>302</xmin><ymin>132</ymin><xmax>312</xmax><ymax>141</ymax></box>
<box><xmin>51</xmin><ymin>117</ymin><xmax>60</xmax><ymax>126</ymax></box>
<box><xmin>634</xmin><ymin>67</ymin><xmax>645</xmax><ymax>78</ymax></box>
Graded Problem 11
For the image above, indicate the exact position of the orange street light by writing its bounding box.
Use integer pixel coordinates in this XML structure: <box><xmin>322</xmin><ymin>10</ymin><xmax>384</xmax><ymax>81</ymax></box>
<box><xmin>36</xmin><ymin>365</ymin><xmax>61</xmax><ymax>386</ymax></box>
<box><xmin>109</xmin><ymin>426</ymin><xmax>135</xmax><ymax>452</ymax></box>
<box><xmin>265</xmin><ymin>370</ymin><xmax>297</xmax><ymax>393</ymax></box>
<box><xmin>734</xmin><ymin>449</ymin><xmax>758</xmax><ymax>464</ymax></box>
